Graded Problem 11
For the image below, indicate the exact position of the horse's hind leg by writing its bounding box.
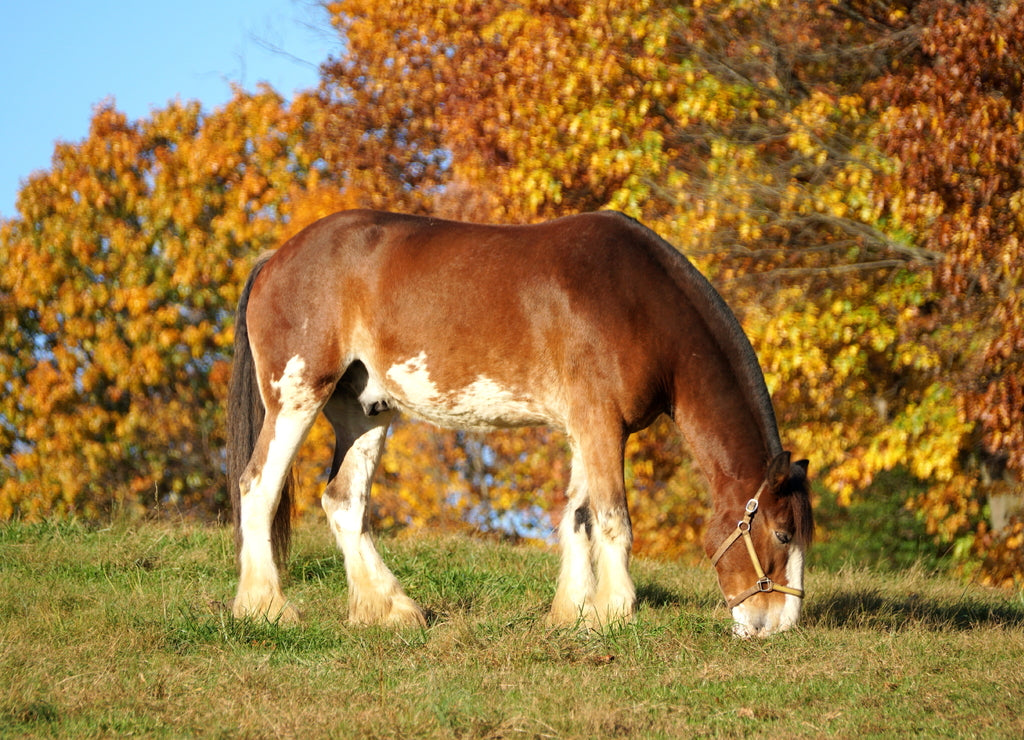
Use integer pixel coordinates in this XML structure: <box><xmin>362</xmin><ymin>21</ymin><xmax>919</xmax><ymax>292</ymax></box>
<box><xmin>321</xmin><ymin>390</ymin><xmax>426</xmax><ymax>627</ymax></box>
<box><xmin>235</xmin><ymin>366</ymin><xmax>325</xmax><ymax>623</ymax></box>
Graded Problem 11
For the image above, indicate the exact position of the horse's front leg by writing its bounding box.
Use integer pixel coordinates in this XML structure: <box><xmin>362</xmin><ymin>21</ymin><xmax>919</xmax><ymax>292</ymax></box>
<box><xmin>591</xmin><ymin>503</ymin><xmax>636</xmax><ymax>625</ymax></box>
<box><xmin>550</xmin><ymin>443</ymin><xmax>597</xmax><ymax>626</ymax></box>
<box><xmin>322</xmin><ymin>401</ymin><xmax>425</xmax><ymax>627</ymax></box>
<box><xmin>582</xmin><ymin>424</ymin><xmax>635</xmax><ymax>627</ymax></box>
<box><xmin>552</xmin><ymin>426</ymin><xmax>635</xmax><ymax>629</ymax></box>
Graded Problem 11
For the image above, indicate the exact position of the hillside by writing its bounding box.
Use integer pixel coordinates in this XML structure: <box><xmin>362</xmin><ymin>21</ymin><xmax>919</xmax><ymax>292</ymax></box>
<box><xmin>2</xmin><ymin>519</ymin><xmax>1022</xmax><ymax>738</ymax></box>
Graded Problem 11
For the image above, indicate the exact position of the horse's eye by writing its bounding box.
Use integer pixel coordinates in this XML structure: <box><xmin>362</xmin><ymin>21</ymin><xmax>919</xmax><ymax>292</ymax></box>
<box><xmin>774</xmin><ymin>530</ymin><xmax>792</xmax><ymax>545</ymax></box>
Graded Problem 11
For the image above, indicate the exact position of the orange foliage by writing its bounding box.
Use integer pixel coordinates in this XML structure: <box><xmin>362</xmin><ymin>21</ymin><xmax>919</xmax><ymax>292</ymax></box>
<box><xmin>314</xmin><ymin>0</ymin><xmax>1024</xmax><ymax>571</ymax></box>
<box><xmin>3</xmin><ymin>0</ymin><xmax>1023</xmax><ymax>582</ymax></box>
<box><xmin>0</xmin><ymin>88</ymin><xmax>328</xmax><ymax>519</ymax></box>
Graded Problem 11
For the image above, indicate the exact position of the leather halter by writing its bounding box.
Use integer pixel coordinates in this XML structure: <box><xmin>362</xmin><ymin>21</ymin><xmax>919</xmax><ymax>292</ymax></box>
<box><xmin>710</xmin><ymin>479</ymin><xmax>805</xmax><ymax>609</ymax></box>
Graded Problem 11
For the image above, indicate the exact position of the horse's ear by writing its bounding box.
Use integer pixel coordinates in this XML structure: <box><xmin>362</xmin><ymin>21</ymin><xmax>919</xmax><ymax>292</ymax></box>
<box><xmin>794</xmin><ymin>459</ymin><xmax>810</xmax><ymax>477</ymax></box>
<box><xmin>767</xmin><ymin>451</ymin><xmax>791</xmax><ymax>488</ymax></box>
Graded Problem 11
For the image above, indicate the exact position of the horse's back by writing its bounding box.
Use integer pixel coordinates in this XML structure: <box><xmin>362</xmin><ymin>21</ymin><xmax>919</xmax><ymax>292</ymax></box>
<box><xmin>252</xmin><ymin>210</ymin><xmax>689</xmax><ymax>432</ymax></box>
<box><xmin>276</xmin><ymin>209</ymin><xmax>659</xmax><ymax>281</ymax></box>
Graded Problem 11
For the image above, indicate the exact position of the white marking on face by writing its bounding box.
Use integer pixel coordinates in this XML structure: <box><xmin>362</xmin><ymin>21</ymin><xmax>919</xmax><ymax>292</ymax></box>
<box><xmin>778</xmin><ymin>544</ymin><xmax>805</xmax><ymax>630</ymax></box>
<box><xmin>730</xmin><ymin>544</ymin><xmax>805</xmax><ymax>638</ymax></box>
<box><xmin>731</xmin><ymin>602</ymin><xmax>762</xmax><ymax>638</ymax></box>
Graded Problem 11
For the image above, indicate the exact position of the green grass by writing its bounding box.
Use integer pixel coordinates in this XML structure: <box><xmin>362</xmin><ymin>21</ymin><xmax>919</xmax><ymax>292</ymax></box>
<box><xmin>2</xmin><ymin>518</ymin><xmax>1023</xmax><ymax>738</ymax></box>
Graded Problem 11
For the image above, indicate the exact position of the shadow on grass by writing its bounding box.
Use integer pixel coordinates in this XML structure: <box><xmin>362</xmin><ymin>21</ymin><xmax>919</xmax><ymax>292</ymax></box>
<box><xmin>805</xmin><ymin>588</ymin><xmax>1024</xmax><ymax>631</ymax></box>
<box><xmin>636</xmin><ymin>581</ymin><xmax>681</xmax><ymax>609</ymax></box>
<box><xmin>287</xmin><ymin>554</ymin><xmax>719</xmax><ymax>614</ymax></box>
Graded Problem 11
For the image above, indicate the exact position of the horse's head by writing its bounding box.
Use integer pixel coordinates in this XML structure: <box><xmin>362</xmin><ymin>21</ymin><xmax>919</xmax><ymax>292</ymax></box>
<box><xmin>707</xmin><ymin>452</ymin><xmax>813</xmax><ymax>638</ymax></box>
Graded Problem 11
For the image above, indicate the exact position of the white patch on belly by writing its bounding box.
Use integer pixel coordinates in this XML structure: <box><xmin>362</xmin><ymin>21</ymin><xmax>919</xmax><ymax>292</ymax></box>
<box><xmin>385</xmin><ymin>352</ymin><xmax>439</xmax><ymax>403</ymax></box>
<box><xmin>445</xmin><ymin>375</ymin><xmax>552</xmax><ymax>428</ymax></box>
<box><xmin>384</xmin><ymin>352</ymin><xmax>554</xmax><ymax>430</ymax></box>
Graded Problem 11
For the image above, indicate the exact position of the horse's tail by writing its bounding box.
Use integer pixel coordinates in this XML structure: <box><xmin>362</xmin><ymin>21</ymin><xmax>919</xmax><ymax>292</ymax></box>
<box><xmin>227</xmin><ymin>252</ymin><xmax>292</xmax><ymax>566</ymax></box>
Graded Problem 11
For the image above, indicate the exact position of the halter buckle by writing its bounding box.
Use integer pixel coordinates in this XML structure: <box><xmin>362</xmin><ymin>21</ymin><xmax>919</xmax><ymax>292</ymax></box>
<box><xmin>756</xmin><ymin>577</ymin><xmax>773</xmax><ymax>593</ymax></box>
<box><xmin>745</xmin><ymin>498</ymin><xmax>759</xmax><ymax>515</ymax></box>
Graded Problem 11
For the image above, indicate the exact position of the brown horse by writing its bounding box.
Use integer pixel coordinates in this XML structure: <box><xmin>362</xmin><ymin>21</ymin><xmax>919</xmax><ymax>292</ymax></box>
<box><xmin>227</xmin><ymin>209</ymin><xmax>812</xmax><ymax>637</ymax></box>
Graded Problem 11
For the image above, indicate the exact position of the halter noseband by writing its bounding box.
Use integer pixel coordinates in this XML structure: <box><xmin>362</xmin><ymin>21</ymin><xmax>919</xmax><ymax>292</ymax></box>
<box><xmin>710</xmin><ymin>479</ymin><xmax>804</xmax><ymax>609</ymax></box>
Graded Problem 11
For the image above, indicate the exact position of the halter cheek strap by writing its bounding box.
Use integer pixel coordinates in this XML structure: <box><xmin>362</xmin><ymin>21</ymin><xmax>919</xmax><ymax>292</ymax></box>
<box><xmin>710</xmin><ymin>480</ymin><xmax>805</xmax><ymax>609</ymax></box>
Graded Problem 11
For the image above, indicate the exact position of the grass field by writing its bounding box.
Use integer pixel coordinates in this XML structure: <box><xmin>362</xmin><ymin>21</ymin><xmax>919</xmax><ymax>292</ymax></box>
<box><xmin>2</xmin><ymin>518</ymin><xmax>1023</xmax><ymax>738</ymax></box>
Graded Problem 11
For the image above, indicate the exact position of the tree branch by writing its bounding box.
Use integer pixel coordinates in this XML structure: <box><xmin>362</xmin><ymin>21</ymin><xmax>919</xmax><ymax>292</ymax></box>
<box><xmin>725</xmin><ymin>259</ymin><xmax>913</xmax><ymax>283</ymax></box>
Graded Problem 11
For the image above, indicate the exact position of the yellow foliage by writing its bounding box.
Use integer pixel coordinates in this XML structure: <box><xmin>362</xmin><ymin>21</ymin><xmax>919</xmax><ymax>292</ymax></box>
<box><xmin>2</xmin><ymin>0</ymin><xmax>1021</xmax><ymax>587</ymax></box>
<box><xmin>0</xmin><ymin>88</ymin><xmax>326</xmax><ymax>520</ymax></box>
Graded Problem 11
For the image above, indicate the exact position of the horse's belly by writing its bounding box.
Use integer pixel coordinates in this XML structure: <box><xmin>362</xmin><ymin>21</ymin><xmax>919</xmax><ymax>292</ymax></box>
<box><xmin>382</xmin><ymin>352</ymin><xmax>556</xmax><ymax>431</ymax></box>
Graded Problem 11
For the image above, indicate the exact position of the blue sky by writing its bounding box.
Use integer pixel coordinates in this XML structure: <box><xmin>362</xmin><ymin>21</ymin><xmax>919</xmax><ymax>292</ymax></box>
<box><xmin>0</xmin><ymin>1</ymin><xmax>339</xmax><ymax>219</ymax></box>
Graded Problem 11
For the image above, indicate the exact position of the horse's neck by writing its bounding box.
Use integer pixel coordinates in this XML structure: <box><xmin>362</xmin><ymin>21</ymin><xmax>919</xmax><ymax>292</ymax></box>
<box><xmin>666</xmin><ymin>317</ymin><xmax>773</xmax><ymax>508</ymax></box>
<box><xmin>657</xmin><ymin>262</ymin><xmax>778</xmax><ymax>509</ymax></box>
<box><xmin>642</xmin><ymin>224</ymin><xmax>782</xmax><ymax>470</ymax></box>
<box><xmin>687</xmin><ymin>415</ymin><xmax>767</xmax><ymax>506</ymax></box>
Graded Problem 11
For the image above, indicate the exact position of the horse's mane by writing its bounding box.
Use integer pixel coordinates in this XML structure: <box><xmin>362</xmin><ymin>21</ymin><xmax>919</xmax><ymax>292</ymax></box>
<box><xmin>608</xmin><ymin>212</ymin><xmax>784</xmax><ymax>460</ymax></box>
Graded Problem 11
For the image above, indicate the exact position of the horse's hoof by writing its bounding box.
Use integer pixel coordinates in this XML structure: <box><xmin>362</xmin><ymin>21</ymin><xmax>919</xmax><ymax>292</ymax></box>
<box><xmin>231</xmin><ymin>595</ymin><xmax>301</xmax><ymax>625</ymax></box>
<box><xmin>349</xmin><ymin>591</ymin><xmax>426</xmax><ymax>627</ymax></box>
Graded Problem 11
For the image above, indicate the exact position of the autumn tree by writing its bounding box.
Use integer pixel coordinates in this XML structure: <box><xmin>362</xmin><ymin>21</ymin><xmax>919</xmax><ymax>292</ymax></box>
<box><xmin>866</xmin><ymin>0</ymin><xmax>1024</xmax><ymax>583</ymax></box>
<box><xmin>0</xmin><ymin>88</ymin><xmax>332</xmax><ymax>519</ymax></box>
<box><xmin>314</xmin><ymin>0</ymin><xmax>930</xmax><ymax>556</ymax></box>
<box><xmin>3</xmin><ymin>0</ymin><xmax>1022</xmax><ymax>587</ymax></box>
<box><xmin>316</xmin><ymin>0</ymin><xmax>1024</xmax><ymax>580</ymax></box>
